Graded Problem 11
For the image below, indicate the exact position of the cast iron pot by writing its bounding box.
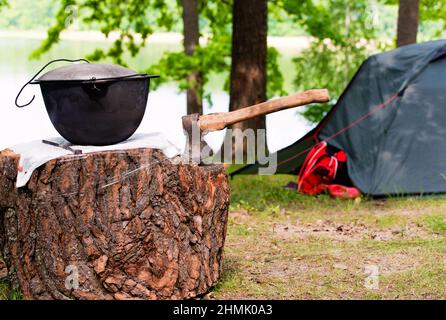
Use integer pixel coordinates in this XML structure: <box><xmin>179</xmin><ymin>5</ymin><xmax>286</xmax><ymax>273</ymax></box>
<box><xmin>15</xmin><ymin>59</ymin><xmax>159</xmax><ymax>146</ymax></box>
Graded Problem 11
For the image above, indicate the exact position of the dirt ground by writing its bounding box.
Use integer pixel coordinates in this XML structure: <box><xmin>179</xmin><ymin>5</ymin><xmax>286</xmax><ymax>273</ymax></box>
<box><xmin>208</xmin><ymin>175</ymin><xmax>446</xmax><ymax>300</ymax></box>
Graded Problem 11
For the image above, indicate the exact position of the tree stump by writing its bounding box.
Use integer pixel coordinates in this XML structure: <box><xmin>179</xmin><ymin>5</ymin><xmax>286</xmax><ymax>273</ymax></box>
<box><xmin>0</xmin><ymin>148</ymin><xmax>230</xmax><ymax>300</ymax></box>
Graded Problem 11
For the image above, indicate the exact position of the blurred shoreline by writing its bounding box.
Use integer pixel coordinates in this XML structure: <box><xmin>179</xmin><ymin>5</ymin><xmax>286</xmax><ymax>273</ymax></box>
<box><xmin>0</xmin><ymin>30</ymin><xmax>310</xmax><ymax>51</ymax></box>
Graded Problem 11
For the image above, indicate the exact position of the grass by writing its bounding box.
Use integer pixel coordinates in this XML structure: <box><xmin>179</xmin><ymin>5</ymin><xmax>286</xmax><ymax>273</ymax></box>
<box><xmin>0</xmin><ymin>255</ymin><xmax>21</xmax><ymax>300</ymax></box>
<box><xmin>0</xmin><ymin>278</ymin><xmax>21</xmax><ymax>300</ymax></box>
<box><xmin>1</xmin><ymin>174</ymin><xmax>445</xmax><ymax>300</ymax></box>
<box><xmin>424</xmin><ymin>215</ymin><xmax>446</xmax><ymax>234</ymax></box>
<box><xmin>211</xmin><ymin>174</ymin><xmax>446</xmax><ymax>300</ymax></box>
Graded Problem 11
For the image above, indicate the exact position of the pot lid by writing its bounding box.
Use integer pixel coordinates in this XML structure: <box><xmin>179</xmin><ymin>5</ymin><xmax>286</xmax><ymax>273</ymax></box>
<box><xmin>37</xmin><ymin>63</ymin><xmax>139</xmax><ymax>82</ymax></box>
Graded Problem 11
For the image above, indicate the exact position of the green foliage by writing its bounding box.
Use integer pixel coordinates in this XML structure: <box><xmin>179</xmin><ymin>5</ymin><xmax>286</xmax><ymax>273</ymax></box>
<box><xmin>30</xmin><ymin>0</ymin><xmax>77</xmax><ymax>59</ymax></box>
<box><xmin>419</xmin><ymin>0</ymin><xmax>446</xmax><ymax>27</ymax></box>
<box><xmin>267</xmin><ymin>47</ymin><xmax>287</xmax><ymax>97</ymax></box>
<box><xmin>416</xmin><ymin>0</ymin><xmax>446</xmax><ymax>40</ymax></box>
<box><xmin>30</xmin><ymin>0</ymin><xmax>285</xmax><ymax>104</ymax></box>
<box><xmin>384</xmin><ymin>0</ymin><xmax>446</xmax><ymax>35</ymax></box>
<box><xmin>293</xmin><ymin>40</ymin><xmax>370</xmax><ymax>122</ymax></box>
<box><xmin>267</xmin><ymin>0</ymin><xmax>305</xmax><ymax>36</ymax></box>
<box><xmin>149</xmin><ymin>33</ymin><xmax>231</xmax><ymax>106</ymax></box>
<box><xmin>285</xmin><ymin>0</ymin><xmax>446</xmax><ymax>123</ymax></box>
<box><xmin>32</xmin><ymin>0</ymin><xmax>178</xmax><ymax>65</ymax></box>
<box><xmin>383</xmin><ymin>0</ymin><xmax>446</xmax><ymax>41</ymax></box>
<box><xmin>0</xmin><ymin>0</ymin><xmax>57</xmax><ymax>30</ymax></box>
<box><xmin>83</xmin><ymin>0</ymin><xmax>177</xmax><ymax>65</ymax></box>
<box><xmin>285</xmin><ymin>0</ymin><xmax>384</xmax><ymax>123</ymax></box>
<box><xmin>148</xmin><ymin>0</ymin><xmax>232</xmax><ymax>105</ymax></box>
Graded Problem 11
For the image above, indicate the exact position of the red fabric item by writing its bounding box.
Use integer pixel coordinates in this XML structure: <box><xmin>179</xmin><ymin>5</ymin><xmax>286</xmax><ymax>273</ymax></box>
<box><xmin>298</xmin><ymin>142</ymin><xmax>344</xmax><ymax>195</ymax></box>
<box><xmin>298</xmin><ymin>142</ymin><xmax>359</xmax><ymax>198</ymax></box>
<box><xmin>327</xmin><ymin>184</ymin><xmax>361</xmax><ymax>199</ymax></box>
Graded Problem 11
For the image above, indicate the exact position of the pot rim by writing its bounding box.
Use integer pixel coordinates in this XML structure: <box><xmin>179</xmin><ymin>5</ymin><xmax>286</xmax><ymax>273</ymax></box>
<box><xmin>30</xmin><ymin>74</ymin><xmax>160</xmax><ymax>85</ymax></box>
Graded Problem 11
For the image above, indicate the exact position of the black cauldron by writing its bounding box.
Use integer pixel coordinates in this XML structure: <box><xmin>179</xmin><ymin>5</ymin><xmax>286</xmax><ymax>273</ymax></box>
<box><xmin>15</xmin><ymin>59</ymin><xmax>159</xmax><ymax>146</ymax></box>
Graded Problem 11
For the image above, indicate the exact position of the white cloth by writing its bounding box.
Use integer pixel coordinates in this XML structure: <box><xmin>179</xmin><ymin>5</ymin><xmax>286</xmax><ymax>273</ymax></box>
<box><xmin>10</xmin><ymin>133</ymin><xmax>181</xmax><ymax>188</ymax></box>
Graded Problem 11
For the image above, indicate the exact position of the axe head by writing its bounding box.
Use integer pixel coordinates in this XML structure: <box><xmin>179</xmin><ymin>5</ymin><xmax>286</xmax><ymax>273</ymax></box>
<box><xmin>182</xmin><ymin>113</ymin><xmax>214</xmax><ymax>164</ymax></box>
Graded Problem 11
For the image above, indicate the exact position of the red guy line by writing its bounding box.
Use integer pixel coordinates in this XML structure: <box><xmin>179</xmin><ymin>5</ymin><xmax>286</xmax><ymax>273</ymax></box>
<box><xmin>276</xmin><ymin>93</ymin><xmax>400</xmax><ymax>168</ymax></box>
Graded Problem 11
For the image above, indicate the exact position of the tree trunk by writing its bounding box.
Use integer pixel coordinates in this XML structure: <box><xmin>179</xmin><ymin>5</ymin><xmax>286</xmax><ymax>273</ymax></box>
<box><xmin>223</xmin><ymin>0</ymin><xmax>268</xmax><ymax>162</ymax></box>
<box><xmin>397</xmin><ymin>0</ymin><xmax>420</xmax><ymax>47</ymax></box>
<box><xmin>0</xmin><ymin>149</ymin><xmax>229</xmax><ymax>300</ymax></box>
<box><xmin>182</xmin><ymin>0</ymin><xmax>203</xmax><ymax>115</ymax></box>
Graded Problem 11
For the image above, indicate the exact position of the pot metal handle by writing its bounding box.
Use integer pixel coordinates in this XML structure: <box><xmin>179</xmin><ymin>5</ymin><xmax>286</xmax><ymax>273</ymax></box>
<box><xmin>80</xmin><ymin>74</ymin><xmax>161</xmax><ymax>84</ymax></box>
<box><xmin>15</xmin><ymin>58</ymin><xmax>90</xmax><ymax>108</ymax></box>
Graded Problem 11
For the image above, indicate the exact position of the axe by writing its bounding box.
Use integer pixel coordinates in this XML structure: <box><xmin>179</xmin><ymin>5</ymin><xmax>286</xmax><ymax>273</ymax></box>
<box><xmin>182</xmin><ymin>89</ymin><xmax>330</xmax><ymax>163</ymax></box>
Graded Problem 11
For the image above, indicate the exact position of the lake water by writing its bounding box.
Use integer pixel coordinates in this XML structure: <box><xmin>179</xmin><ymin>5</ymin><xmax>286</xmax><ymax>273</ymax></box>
<box><xmin>0</xmin><ymin>37</ymin><xmax>313</xmax><ymax>153</ymax></box>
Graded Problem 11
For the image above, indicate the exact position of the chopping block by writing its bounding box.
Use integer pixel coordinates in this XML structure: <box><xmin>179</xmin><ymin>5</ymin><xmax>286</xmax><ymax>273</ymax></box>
<box><xmin>0</xmin><ymin>148</ymin><xmax>229</xmax><ymax>300</ymax></box>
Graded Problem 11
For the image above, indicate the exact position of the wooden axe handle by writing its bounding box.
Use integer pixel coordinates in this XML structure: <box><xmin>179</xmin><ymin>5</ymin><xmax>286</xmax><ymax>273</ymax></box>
<box><xmin>198</xmin><ymin>89</ymin><xmax>330</xmax><ymax>131</ymax></box>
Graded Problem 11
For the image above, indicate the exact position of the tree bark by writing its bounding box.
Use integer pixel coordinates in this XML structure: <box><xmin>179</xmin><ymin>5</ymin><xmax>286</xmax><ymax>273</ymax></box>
<box><xmin>0</xmin><ymin>149</ymin><xmax>229</xmax><ymax>300</ymax></box>
<box><xmin>223</xmin><ymin>0</ymin><xmax>268</xmax><ymax>162</ymax></box>
<box><xmin>397</xmin><ymin>0</ymin><xmax>420</xmax><ymax>47</ymax></box>
<box><xmin>182</xmin><ymin>0</ymin><xmax>203</xmax><ymax>115</ymax></box>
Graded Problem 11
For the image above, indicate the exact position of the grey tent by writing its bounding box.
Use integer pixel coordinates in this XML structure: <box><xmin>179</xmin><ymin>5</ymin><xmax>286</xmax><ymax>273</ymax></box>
<box><xmin>231</xmin><ymin>40</ymin><xmax>446</xmax><ymax>197</ymax></box>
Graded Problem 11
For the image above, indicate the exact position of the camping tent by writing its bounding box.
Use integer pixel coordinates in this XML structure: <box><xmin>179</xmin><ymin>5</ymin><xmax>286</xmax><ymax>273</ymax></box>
<box><xmin>231</xmin><ymin>40</ymin><xmax>446</xmax><ymax>197</ymax></box>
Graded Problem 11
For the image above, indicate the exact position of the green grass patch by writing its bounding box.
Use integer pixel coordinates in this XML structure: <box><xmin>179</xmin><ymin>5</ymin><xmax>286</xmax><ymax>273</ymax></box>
<box><xmin>424</xmin><ymin>215</ymin><xmax>446</xmax><ymax>234</ymax></box>
<box><xmin>379</xmin><ymin>266</ymin><xmax>446</xmax><ymax>299</ymax></box>
<box><xmin>0</xmin><ymin>280</ymin><xmax>21</xmax><ymax>300</ymax></box>
<box><xmin>210</xmin><ymin>174</ymin><xmax>446</xmax><ymax>299</ymax></box>
<box><xmin>229</xmin><ymin>174</ymin><xmax>373</xmax><ymax>214</ymax></box>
